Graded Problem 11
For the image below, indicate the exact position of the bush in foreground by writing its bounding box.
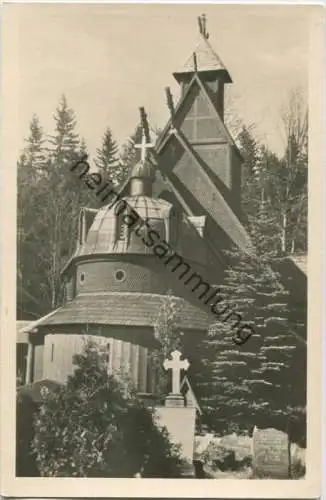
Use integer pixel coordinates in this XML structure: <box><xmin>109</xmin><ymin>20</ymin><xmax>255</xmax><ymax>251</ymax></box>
<box><xmin>16</xmin><ymin>392</ymin><xmax>39</xmax><ymax>476</ymax></box>
<box><xmin>32</xmin><ymin>341</ymin><xmax>182</xmax><ymax>477</ymax></box>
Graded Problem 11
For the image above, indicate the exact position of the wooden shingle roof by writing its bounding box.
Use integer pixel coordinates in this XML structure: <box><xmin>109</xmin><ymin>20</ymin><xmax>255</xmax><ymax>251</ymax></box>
<box><xmin>27</xmin><ymin>292</ymin><xmax>210</xmax><ymax>332</ymax></box>
<box><xmin>174</xmin><ymin>35</ymin><xmax>232</xmax><ymax>82</ymax></box>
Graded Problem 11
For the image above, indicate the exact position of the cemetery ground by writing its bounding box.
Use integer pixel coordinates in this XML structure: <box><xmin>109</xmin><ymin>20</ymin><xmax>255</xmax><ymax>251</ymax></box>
<box><xmin>195</xmin><ymin>434</ymin><xmax>306</xmax><ymax>479</ymax></box>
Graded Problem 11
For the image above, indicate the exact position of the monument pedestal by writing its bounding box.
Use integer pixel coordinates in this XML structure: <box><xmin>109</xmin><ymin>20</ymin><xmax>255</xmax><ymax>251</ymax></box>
<box><xmin>155</xmin><ymin>400</ymin><xmax>196</xmax><ymax>478</ymax></box>
<box><xmin>164</xmin><ymin>393</ymin><xmax>185</xmax><ymax>407</ymax></box>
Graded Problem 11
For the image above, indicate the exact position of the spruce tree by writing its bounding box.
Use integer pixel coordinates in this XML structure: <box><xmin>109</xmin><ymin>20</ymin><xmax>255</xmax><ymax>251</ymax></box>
<box><xmin>34</xmin><ymin>96</ymin><xmax>85</xmax><ymax>309</ymax></box>
<box><xmin>17</xmin><ymin>115</ymin><xmax>47</xmax><ymax>317</ymax></box>
<box><xmin>237</xmin><ymin>126</ymin><xmax>261</xmax><ymax>218</ymax></box>
<box><xmin>95</xmin><ymin>128</ymin><xmax>122</xmax><ymax>188</ymax></box>
<box><xmin>120</xmin><ymin>124</ymin><xmax>143</xmax><ymax>178</ymax></box>
<box><xmin>198</xmin><ymin>205</ymin><xmax>306</xmax><ymax>440</ymax></box>
<box><xmin>47</xmin><ymin>95</ymin><xmax>80</xmax><ymax>168</ymax></box>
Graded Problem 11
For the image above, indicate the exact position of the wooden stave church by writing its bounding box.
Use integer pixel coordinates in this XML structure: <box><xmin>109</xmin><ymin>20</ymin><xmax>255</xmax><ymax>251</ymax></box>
<box><xmin>17</xmin><ymin>16</ymin><xmax>307</xmax><ymax>407</ymax></box>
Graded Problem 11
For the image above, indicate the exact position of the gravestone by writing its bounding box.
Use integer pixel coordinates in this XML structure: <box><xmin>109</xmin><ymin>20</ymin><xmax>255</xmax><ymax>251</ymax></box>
<box><xmin>252</xmin><ymin>426</ymin><xmax>291</xmax><ymax>479</ymax></box>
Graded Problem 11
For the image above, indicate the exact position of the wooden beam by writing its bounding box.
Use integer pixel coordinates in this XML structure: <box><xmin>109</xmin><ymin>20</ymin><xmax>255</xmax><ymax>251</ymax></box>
<box><xmin>25</xmin><ymin>341</ymin><xmax>34</xmax><ymax>384</ymax></box>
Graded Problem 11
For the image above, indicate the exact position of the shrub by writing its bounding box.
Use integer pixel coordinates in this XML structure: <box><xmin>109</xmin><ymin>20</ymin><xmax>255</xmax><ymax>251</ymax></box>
<box><xmin>16</xmin><ymin>392</ymin><xmax>39</xmax><ymax>476</ymax></box>
<box><xmin>32</xmin><ymin>341</ymin><xmax>182</xmax><ymax>477</ymax></box>
<box><xmin>202</xmin><ymin>443</ymin><xmax>237</xmax><ymax>471</ymax></box>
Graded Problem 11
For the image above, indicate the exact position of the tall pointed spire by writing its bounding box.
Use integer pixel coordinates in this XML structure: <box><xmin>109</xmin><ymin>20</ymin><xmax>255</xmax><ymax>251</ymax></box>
<box><xmin>173</xmin><ymin>15</ymin><xmax>232</xmax><ymax>119</ymax></box>
<box><xmin>173</xmin><ymin>14</ymin><xmax>232</xmax><ymax>83</ymax></box>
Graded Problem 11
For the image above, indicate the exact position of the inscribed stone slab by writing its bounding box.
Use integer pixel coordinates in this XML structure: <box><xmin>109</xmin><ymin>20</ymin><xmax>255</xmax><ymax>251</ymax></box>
<box><xmin>252</xmin><ymin>426</ymin><xmax>290</xmax><ymax>479</ymax></box>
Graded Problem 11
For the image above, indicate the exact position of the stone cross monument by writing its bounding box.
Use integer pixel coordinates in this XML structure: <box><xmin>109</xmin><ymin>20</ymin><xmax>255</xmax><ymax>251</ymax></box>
<box><xmin>164</xmin><ymin>350</ymin><xmax>189</xmax><ymax>394</ymax></box>
<box><xmin>163</xmin><ymin>349</ymin><xmax>189</xmax><ymax>407</ymax></box>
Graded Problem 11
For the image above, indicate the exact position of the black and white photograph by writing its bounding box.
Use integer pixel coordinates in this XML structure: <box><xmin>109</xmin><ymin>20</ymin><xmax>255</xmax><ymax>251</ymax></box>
<box><xmin>0</xmin><ymin>3</ymin><xmax>323</xmax><ymax>497</ymax></box>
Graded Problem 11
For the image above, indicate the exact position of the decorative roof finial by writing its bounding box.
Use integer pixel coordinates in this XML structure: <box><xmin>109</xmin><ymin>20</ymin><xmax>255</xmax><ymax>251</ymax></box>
<box><xmin>139</xmin><ymin>106</ymin><xmax>151</xmax><ymax>143</ymax></box>
<box><xmin>198</xmin><ymin>13</ymin><xmax>209</xmax><ymax>39</ymax></box>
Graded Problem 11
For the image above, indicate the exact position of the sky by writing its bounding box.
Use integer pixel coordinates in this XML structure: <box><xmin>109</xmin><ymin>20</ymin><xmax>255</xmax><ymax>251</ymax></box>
<box><xmin>3</xmin><ymin>3</ymin><xmax>313</xmax><ymax>169</ymax></box>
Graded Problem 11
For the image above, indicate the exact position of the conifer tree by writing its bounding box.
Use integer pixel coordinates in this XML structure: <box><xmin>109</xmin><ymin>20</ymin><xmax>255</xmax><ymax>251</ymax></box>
<box><xmin>237</xmin><ymin>126</ymin><xmax>261</xmax><ymax>218</ymax></box>
<box><xmin>95</xmin><ymin>128</ymin><xmax>122</xmax><ymax>187</ymax></box>
<box><xmin>198</xmin><ymin>206</ymin><xmax>306</xmax><ymax>440</ymax></box>
<box><xmin>34</xmin><ymin>96</ymin><xmax>86</xmax><ymax>309</ymax></box>
<box><xmin>120</xmin><ymin>124</ymin><xmax>143</xmax><ymax>178</ymax></box>
<box><xmin>17</xmin><ymin>115</ymin><xmax>47</xmax><ymax>317</ymax></box>
<box><xmin>47</xmin><ymin>95</ymin><xmax>80</xmax><ymax>168</ymax></box>
<box><xmin>17</xmin><ymin>115</ymin><xmax>46</xmax><ymax>239</ymax></box>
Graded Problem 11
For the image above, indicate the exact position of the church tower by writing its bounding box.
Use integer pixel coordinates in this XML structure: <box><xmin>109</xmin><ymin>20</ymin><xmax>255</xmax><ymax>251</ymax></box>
<box><xmin>173</xmin><ymin>14</ymin><xmax>232</xmax><ymax>121</ymax></box>
<box><xmin>152</xmin><ymin>15</ymin><xmax>249</xmax><ymax>270</ymax></box>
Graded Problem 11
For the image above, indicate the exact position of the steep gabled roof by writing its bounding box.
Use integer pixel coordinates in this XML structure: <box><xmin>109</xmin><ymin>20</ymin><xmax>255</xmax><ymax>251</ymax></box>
<box><xmin>156</xmin><ymin>72</ymin><xmax>241</xmax><ymax>159</ymax></box>
<box><xmin>174</xmin><ymin>34</ymin><xmax>232</xmax><ymax>83</ymax></box>
<box><xmin>153</xmin><ymin>74</ymin><xmax>250</xmax><ymax>252</ymax></box>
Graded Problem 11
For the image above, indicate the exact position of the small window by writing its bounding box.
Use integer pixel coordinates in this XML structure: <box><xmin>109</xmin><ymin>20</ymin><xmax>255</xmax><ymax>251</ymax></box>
<box><xmin>79</xmin><ymin>272</ymin><xmax>85</xmax><ymax>284</ymax></box>
<box><xmin>114</xmin><ymin>269</ymin><xmax>126</xmax><ymax>282</ymax></box>
<box><xmin>51</xmin><ymin>343</ymin><xmax>54</xmax><ymax>362</ymax></box>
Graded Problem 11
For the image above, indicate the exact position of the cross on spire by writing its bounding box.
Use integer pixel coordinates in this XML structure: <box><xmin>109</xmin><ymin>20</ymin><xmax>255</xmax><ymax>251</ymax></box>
<box><xmin>134</xmin><ymin>130</ymin><xmax>154</xmax><ymax>162</ymax></box>
<box><xmin>134</xmin><ymin>106</ymin><xmax>154</xmax><ymax>162</ymax></box>
<box><xmin>163</xmin><ymin>350</ymin><xmax>190</xmax><ymax>395</ymax></box>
